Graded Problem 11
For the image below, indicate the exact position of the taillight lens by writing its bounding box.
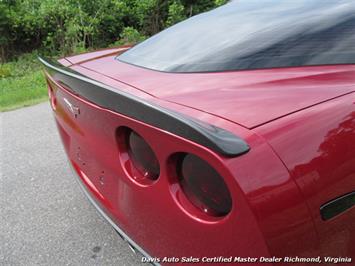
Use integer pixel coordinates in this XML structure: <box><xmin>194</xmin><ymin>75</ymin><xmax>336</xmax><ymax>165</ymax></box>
<box><xmin>177</xmin><ymin>154</ymin><xmax>232</xmax><ymax>217</ymax></box>
<box><xmin>126</xmin><ymin>130</ymin><xmax>160</xmax><ymax>181</ymax></box>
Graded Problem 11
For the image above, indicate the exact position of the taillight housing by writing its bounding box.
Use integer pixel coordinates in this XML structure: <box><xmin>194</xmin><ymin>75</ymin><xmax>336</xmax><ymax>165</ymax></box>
<box><xmin>176</xmin><ymin>153</ymin><xmax>232</xmax><ymax>217</ymax></box>
<box><xmin>118</xmin><ymin>127</ymin><xmax>160</xmax><ymax>184</ymax></box>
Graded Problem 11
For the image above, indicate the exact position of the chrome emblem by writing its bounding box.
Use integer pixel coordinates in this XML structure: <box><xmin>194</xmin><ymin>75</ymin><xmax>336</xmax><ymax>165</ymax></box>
<box><xmin>63</xmin><ymin>98</ymin><xmax>80</xmax><ymax>118</ymax></box>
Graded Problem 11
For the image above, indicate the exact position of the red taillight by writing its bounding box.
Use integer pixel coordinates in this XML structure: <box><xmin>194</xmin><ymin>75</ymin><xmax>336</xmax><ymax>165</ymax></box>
<box><xmin>126</xmin><ymin>130</ymin><xmax>160</xmax><ymax>181</ymax></box>
<box><xmin>177</xmin><ymin>154</ymin><xmax>232</xmax><ymax>217</ymax></box>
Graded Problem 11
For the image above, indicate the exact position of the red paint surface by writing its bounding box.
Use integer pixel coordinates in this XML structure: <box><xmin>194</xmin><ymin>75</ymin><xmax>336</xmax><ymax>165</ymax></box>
<box><xmin>79</xmin><ymin>55</ymin><xmax>355</xmax><ymax>128</ymax></box>
<box><xmin>47</xmin><ymin>50</ymin><xmax>355</xmax><ymax>264</ymax></box>
<box><xmin>255</xmin><ymin>95</ymin><xmax>355</xmax><ymax>258</ymax></box>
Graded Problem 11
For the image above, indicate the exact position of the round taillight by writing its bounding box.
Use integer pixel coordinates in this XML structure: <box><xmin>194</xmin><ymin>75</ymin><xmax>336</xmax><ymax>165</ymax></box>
<box><xmin>177</xmin><ymin>154</ymin><xmax>232</xmax><ymax>217</ymax></box>
<box><xmin>126</xmin><ymin>130</ymin><xmax>160</xmax><ymax>181</ymax></box>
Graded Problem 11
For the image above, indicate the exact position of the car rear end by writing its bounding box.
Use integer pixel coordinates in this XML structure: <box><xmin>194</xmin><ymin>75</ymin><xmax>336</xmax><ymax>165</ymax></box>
<box><xmin>40</xmin><ymin>0</ymin><xmax>355</xmax><ymax>263</ymax></box>
<box><xmin>41</xmin><ymin>57</ymin><xmax>278</xmax><ymax>264</ymax></box>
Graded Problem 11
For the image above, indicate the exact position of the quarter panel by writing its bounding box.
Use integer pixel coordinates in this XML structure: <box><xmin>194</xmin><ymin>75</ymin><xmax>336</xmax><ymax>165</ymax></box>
<box><xmin>227</xmin><ymin>135</ymin><xmax>320</xmax><ymax>259</ymax></box>
<box><xmin>255</xmin><ymin>94</ymin><xmax>355</xmax><ymax>258</ymax></box>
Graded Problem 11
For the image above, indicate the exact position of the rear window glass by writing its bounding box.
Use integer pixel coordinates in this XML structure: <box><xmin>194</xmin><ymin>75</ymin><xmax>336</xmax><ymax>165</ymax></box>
<box><xmin>118</xmin><ymin>0</ymin><xmax>355</xmax><ymax>73</ymax></box>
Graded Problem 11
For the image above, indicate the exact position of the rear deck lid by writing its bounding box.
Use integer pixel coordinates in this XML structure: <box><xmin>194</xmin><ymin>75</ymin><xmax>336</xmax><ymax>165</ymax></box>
<box><xmin>79</xmin><ymin>57</ymin><xmax>355</xmax><ymax>129</ymax></box>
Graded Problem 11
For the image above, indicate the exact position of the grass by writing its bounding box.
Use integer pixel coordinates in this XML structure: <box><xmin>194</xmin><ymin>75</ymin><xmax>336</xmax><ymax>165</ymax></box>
<box><xmin>0</xmin><ymin>52</ymin><xmax>48</xmax><ymax>112</ymax></box>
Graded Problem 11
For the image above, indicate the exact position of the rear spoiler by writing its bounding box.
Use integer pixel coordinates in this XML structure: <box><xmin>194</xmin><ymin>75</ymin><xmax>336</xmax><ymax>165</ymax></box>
<box><xmin>39</xmin><ymin>57</ymin><xmax>250</xmax><ymax>157</ymax></box>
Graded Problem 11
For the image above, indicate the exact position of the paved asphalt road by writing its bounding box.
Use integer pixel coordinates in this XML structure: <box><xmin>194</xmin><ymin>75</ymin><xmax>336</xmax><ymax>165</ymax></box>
<box><xmin>0</xmin><ymin>102</ymin><xmax>145</xmax><ymax>266</ymax></box>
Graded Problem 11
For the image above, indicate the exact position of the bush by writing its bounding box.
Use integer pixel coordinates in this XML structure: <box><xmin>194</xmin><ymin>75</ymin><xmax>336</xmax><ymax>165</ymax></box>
<box><xmin>0</xmin><ymin>0</ymin><xmax>229</xmax><ymax>111</ymax></box>
<box><xmin>1</xmin><ymin>0</ymin><xmax>229</xmax><ymax>62</ymax></box>
<box><xmin>0</xmin><ymin>64</ymin><xmax>12</xmax><ymax>78</ymax></box>
<box><xmin>166</xmin><ymin>1</ymin><xmax>186</xmax><ymax>27</ymax></box>
<box><xmin>0</xmin><ymin>51</ymin><xmax>47</xmax><ymax>111</ymax></box>
<box><xmin>110</xmin><ymin>27</ymin><xmax>147</xmax><ymax>46</ymax></box>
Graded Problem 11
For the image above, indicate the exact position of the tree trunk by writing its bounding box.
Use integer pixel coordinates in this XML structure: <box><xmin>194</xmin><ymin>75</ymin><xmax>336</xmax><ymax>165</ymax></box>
<box><xmin>0</xmin><ymin>46</ymin><xmax>5</xmax><ymax>63</ymax></box>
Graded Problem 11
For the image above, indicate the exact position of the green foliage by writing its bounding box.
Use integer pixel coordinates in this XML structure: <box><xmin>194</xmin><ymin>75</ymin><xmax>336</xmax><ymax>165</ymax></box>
<box><xmin>1</xmin><ymin>0</ymin><xmax>227</xmax><ymax>61</ymax></box>
<box><xmin>0</xmin><ymin>0</ymin><xmax>228</xmax><ymax>111</ymax></box>
<box><xmin>0</xmin><ymin>64</ymin><xmax>12</xmax><ymax>78</ymax></box>
<box><xmin>166</xmin><ymin>1</ymin><xmax>186</xmax><ymax>27</ymax></box>
<box><xmin>1</xmin><ymin>51</ymin><xmax>40</xmax><ymax>78</ymax></box>
<box><xmin>0</xmin><ymin>70</ymin><xmax>48</xmax><ymax>111</ymax></box>
<box><xmin>110</xmin><ymin>27</ymin><xmax>147</xmax><ymax>46</ymax></box>
<box><xmin>0</xmin><ymin>2</ymin><xmax>10</xmax><ymax>63</ymax></box>
<box><xmin>215</xmin><ymin>0</ymin><xmax>229</xmax><ymax>6</ymax></box>
<box><xmin>0</xmin><ymin>52</ymin><xmax>47</xmax><ymax>111</ymax></box>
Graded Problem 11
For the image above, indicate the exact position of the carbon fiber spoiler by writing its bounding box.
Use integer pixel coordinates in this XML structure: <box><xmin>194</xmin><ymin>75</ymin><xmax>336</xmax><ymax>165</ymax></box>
<box><xmin>39</xmin><ymin>57</ymin><xmax>250</xmax><ymax>157</ymax></box>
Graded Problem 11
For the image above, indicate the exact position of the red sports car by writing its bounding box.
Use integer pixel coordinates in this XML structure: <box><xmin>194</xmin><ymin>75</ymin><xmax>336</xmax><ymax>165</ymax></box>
<box><xmin>40</xmin><ymin>1</ymin><xmax>355</xmax><ymax>264</ymax></box>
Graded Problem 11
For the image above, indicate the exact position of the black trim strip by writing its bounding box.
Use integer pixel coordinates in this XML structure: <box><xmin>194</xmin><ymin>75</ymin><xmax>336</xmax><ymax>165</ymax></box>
<box><xmin>39</xmin><ymin>57</ymin><xmax>250</xmax><ymax>157</ymax></box>
<box><xmin>320</xmin><ymin>191</ymin><xmax>355</xmax><ymax>221</ymax></box>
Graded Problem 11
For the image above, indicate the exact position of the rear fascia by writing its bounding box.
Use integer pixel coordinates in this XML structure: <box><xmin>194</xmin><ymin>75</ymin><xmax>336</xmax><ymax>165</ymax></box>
<box><xmin>45</xmin><ymin>73</ymin><xmax>272</xmax><ymax>261</ymax></box>
<box><xmin>41</xmin><ymin>57</ymin><xmax>321</xmax><ymax>262</ymax></box>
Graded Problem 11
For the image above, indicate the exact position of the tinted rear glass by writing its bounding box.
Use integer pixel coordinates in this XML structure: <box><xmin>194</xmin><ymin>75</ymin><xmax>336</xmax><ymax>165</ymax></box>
<box><xmin>118</xmin><ymin>0</ymin><xmax>355</xmax><ymax>73</ymax></box>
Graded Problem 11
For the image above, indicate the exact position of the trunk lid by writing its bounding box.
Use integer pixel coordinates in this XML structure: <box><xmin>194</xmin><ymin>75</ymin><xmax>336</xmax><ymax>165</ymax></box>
<box><xmin>74</xmin><ymin>54</ymin><xmax>355</xmax><ymax>129</ymax></box>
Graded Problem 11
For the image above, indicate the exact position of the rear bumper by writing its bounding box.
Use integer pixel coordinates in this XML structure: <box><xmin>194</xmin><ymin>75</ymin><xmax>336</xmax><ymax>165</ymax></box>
<box><xmin>68</xmin><ymin>161</ymin><xmax>159</xmax><ymax>265</ymax></box>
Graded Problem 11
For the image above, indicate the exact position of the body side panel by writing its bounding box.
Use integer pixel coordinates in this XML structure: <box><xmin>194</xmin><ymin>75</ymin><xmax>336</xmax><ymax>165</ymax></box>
<box><xmin>255</xmin><ymin>94</ymin><xmax>355</xmax><ymax>258</ymax></box>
